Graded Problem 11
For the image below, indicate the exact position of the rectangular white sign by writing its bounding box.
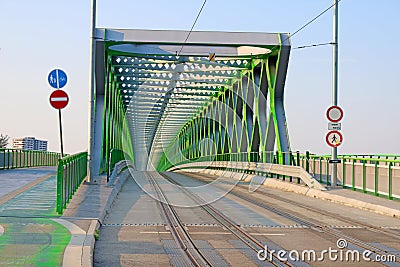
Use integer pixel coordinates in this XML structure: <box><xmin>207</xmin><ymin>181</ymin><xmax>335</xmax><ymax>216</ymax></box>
<box><xmin>328</xmin><ymin>122</ymin><xmax>341</xmax><ymax>130</ymax></box>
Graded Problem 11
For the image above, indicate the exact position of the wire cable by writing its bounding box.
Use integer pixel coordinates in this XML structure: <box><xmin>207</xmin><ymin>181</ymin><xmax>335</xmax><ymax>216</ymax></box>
<box><xmin>287</xmin><ymin>0</ymin><xmax>342</xmax><ymax>43</ymax></box>
<box><xmin>293</xmin><ymin>42</ymin><xmax>336</xmax><ymax>50</ymax></box>
<box><xmin>177</xmin><ymin>0</ymin><xmax>207</xmax><ymax>56</ymax></box>
<box><xmin>269</xmin><ymin>0</ymin><xmax>342</xmax><ymax>52</ymax></box>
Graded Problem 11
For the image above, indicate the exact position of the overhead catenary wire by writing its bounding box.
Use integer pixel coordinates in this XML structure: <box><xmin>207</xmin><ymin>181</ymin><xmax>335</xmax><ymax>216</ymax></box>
<box><xmin>178</xmin><ymin>0</ymin><xmax>341</xmax><ymax>55</ymax></box>
<box><xmin>177</xmin><ymin>0</ymin><xmax>207</xmax><ymax>56</ymax></box>
<box><xmin>275</xmin><ymin>0</ymin><xmax>343</xmax><ymax>50</ymax></box>
<box><xmin>289</xmin><ymin>0</ymin><xmax>342</xmax><ymax>40</ymax></box>
<box><xmin>293</xmin><ymin>42</ymin><xmax>336</xmax><ymax>50</ymax></box>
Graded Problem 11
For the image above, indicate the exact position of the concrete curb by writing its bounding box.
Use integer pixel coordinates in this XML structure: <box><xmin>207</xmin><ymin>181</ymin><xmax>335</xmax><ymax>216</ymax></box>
<box><xmin>305</xmin><ymin>188</ymin><xmax>400</xmax><ymax>218</ymax></box>
<box><xmin>59</xmin><ymin>169</ymin><xmax>131</xmax><ymax>267</ymax></box>
<box><xmin>262</xmin><ymin>178</ymin><xmax>400</xmax><ymax>217</ymax></box>
<box><xmin>82</xmin><ymin>220</ymin><xmax>100</xmax><ymax>267</ymax></box>
<box><xmin>183</xmin><ymin>168</ymin><xmax>400</xmax><ymax>218</ymax></box>
<box><xmin>52</xmin><ymin>218</ymin><xmax>88</xmax><ymax>267</ymax></box>
<box><xmin>53</xmin><ymin>218</ymin><xmax>99</xmax><ymax>267</ymax></box>
<box><xmin>100</xmin><ymin>169</ymin><xmax>131</xmax><ymax>223</ymax></box>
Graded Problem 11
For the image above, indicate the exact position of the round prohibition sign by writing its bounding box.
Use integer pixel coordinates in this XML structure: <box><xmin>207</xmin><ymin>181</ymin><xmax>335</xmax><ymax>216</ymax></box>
<box><xmin>326</xmin><ymin>106</ymin><xmax>344</xmax><ymax>123</ymax></box>
<box><xmin>326</xmin><ymin>130</ymin><xmax>343</xmax><ymax>147</ymax></box>
<box><xmin>49</xmin><ymin>90</ymin><xmax>69</xmax><ymax>109</ymax></box>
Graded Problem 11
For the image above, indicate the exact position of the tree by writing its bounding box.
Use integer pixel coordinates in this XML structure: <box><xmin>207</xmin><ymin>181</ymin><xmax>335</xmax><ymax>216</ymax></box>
<box><xmin>0</xmin><ymin>134</ymin><xmax>10</xmax><ymax>148</ymax></box>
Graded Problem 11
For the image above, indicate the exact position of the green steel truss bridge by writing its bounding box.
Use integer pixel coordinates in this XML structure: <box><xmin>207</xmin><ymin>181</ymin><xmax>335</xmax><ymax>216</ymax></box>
<box><xmin>89</xmin><ymin>29</ymin><xmax>291</xmax><ymax>174</ymax></box>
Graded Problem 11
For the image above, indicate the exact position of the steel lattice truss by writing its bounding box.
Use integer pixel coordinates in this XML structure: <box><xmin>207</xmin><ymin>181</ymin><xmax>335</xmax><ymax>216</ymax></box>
<box><xmin>93</xmin><ymin>29</ymin><xmax>291</xmax><ymax>172</ymax></box>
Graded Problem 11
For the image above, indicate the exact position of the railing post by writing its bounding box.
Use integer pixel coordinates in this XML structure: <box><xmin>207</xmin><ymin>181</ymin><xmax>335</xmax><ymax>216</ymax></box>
<box><xmin>296</xmin><ymin>151</ymin><xmax>301</xmax><ymax>184</ymax></box>
<box><xmin>352</xmin><ymin>159</ymin><xmax>356</xmax><ymax>191</ymax></box>
<box><xmin>1</xmin><ymin>149</ymin><xmax>4</xmax><ymax>170</ymax></box>
<box><xmin>326</xmin><ymin>157</ymin><xmax>330</xmax><ymax>186</ymax></box>
<box><xmin>305</xmin><ymin>151</ymin><xmax>310</xmax><ymax>173</ymax></box>
<box><xmin>319</xmin><ymin>157</ymin><xmax>323</xmax><ymax>183</ymax></box>
<box><xmin>342</xmin><ymin>158</ymin><xmax>346</xmax><ymax>188</ymax></box>
<box><xmin>388</xmin><ymin>162</ymin><xmax>393</xmax><ymax>200</ymax></box>
<box><xmin>6</xmin><ymin>149</ymin><xmax>10</xmax><ymax>169</ymax></box>
<box><xmin>289</xmin><ymin>151</ymin><xmax>293</xmax><ymax>182</ymax></box>
<box><xmin>56</xmin><ymin>158</ymin><xmax>63</xmax><ymax>214</ymax></box>
<box><xmin>362</xmin><ymin>160</ymin><xmax>367</xmax><ymax>193</ymax></box>
<box><xmin>18</xmin><ymin>150</ymin><xmax>21</xmax><ymax>168</ymax></box>
<box><xmin>275</xmin><ymin>151</ymin><xmax>280</xmax><ymax>179</ymax></box>
<box><xmin>11</xmin><ymin>149</ymin><xmax>14</xmax><ymax>169</ymax></box>
<box><xmin>374</xmin><ymin>161</ymin><xmax>379</xmax><ymax>196</ymax></box>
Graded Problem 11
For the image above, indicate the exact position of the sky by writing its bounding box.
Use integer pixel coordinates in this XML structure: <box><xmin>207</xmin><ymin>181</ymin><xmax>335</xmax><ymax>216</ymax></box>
<box><xmin>0</xmin><ymin>0</ymin><xmax>399</xmax><ymax>155</ymax></box>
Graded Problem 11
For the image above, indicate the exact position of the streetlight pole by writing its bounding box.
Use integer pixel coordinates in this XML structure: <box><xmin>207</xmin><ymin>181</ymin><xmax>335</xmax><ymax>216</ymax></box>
<box><xmin>88</xmin><ymin>0</ymin><xmax>97</xmax><ymax>182</ymax></box>
<box><xmin>332</xmin><ymin>0</ymin><xmax>339</xmax><ymax>186</ymax></box>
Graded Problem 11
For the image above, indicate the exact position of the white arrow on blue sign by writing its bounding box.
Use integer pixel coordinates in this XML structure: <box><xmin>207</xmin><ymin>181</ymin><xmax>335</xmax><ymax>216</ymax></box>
<box><xmin>48</xmin><ymin>69</ymin><xmax>67</xmax><ymax>89</ymax></box>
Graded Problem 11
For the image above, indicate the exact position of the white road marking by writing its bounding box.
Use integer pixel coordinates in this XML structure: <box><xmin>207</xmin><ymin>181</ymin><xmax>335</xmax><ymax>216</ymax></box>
<box><xmin>140</xmin><ymin>231</ymin><xmax>170</xmax><ymax>234</ymax></box>
<box><xmin>249</xmin><ymin>233</ymin><xmax>286</xmax><ymax>236</ymax></box>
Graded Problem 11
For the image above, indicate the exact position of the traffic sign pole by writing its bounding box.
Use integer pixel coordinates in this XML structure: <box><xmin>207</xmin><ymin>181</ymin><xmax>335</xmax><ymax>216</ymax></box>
<box><xmin>332</xmin><ymin>0</ymin><xmax>339</xmax><ymax>186</ymax></box>
<box><xmin>49</xmin><ymin>89</ymin><xmax>69</xmax><ymax>158</ymax></box>
<box><xmin>58</xmin><ymin>109</ymin><xmax>64</xmax><ymax>157</ymax></box>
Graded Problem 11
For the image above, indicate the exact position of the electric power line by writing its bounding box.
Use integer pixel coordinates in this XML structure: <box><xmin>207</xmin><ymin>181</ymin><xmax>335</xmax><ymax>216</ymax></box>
<box><xmin>177</xmin><ymin>0</ymin><xmax>207</xmax><ymax>56</ymax></box>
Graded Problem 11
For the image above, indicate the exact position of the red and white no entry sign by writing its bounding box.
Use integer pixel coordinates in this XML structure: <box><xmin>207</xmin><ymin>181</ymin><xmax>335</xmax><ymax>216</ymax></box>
<box><xmin>326</xmin><ymin>106</ymin><xmax>344</xmax><ymax>122</ymax></box>
<box><xmin>49</xmin><ymin>90</ymin><xmax>69</xmax><ymax>109</ymax></box>
<box><xmin>326</xmin><ymin>130</ymin><xmax>343</xmax><ymax>147</ymax></box>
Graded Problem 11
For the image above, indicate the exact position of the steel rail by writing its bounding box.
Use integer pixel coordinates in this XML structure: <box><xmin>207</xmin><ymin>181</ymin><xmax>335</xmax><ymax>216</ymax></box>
<box><xmin>145</xmin><ymin>172</ymin><xmax>213</xmax><ymax>267</ymax></box>
<box><xmin>161</xmin><ymin>172</ymin><xmax>294</xmax><ymax>267</ymax></box>
<box><xmin>185</xmin><ymin>171</ymin><xmax>400</xmax><ymax>264</ymax></box>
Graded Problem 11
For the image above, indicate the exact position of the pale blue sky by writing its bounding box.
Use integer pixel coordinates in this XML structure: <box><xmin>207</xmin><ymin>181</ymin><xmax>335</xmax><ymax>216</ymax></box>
<box><xmin>0</xmin><ymin>0</ymin><xmax>399</xmax><ymax>155</ymax></box>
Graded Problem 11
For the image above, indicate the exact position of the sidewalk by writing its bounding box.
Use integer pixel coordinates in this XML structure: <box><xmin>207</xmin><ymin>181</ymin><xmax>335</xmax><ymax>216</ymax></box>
<box><xmin>183</xmin><ymin>169</ymin><xmax>400</xmax><ymax>218</ymax></box>
<box><xmin>314</xmin><ymin>185</ymin><xmax>400</xmax><ymax>217</ymax></box>
<box><xmin>0</xmin><ymin>167</ymin><xmax>70</xmax><ymax>267</ymax></box>
<box><xmin>245</xmin><ymin>172</ymin><xmax>400</xmax><ymax>218</ymax></box>
<box><xmin>0</xmin><ymin>166</ymin><xmax>133</xmax><ymax>267</ymax></box>
<box><xmin>60</xmin><ymin>169</ymin><xmax>131</xmax><ymax>267</ymax></box>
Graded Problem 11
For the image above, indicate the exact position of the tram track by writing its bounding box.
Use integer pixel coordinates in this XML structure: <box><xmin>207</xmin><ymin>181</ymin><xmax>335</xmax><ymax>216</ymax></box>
<box><xmin>178</xmin><ymin>171</ymin><xmax>400</xmax><ymax>265</ymax></box>
<box><xmin>146</xmin><ymin>172</ymin><xmax>214</xmax><ymax>267</ymax></box>
<box><xmin>158</xmin><ymin>172</ymin><xmax>295</xmax><ymax>267</ymax></box>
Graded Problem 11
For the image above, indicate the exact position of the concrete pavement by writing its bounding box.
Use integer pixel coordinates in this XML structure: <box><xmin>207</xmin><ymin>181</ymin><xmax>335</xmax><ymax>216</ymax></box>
<box><xmin>2</xmin><ymin>166</ymin><xmax>399</xmax><ymax>266</ymax></box>
<box><xmin>183</xmin><ymin>168</ymin><xmax>400</xmax><ymax>218</ymax></box>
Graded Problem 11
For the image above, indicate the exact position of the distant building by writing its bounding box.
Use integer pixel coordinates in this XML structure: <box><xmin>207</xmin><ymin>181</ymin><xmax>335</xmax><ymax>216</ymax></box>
<box><xmin>12</xmin><ymin>137</ymin><xmax>48</xmax><ymax>151</ymax></box>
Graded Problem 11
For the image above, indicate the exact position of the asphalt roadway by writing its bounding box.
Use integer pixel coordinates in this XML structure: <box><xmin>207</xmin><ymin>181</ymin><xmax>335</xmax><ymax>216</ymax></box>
<box><xmin>94</xmin><ymin>170</ymin><xmax>400</xmax><ymax>266</ymax></box>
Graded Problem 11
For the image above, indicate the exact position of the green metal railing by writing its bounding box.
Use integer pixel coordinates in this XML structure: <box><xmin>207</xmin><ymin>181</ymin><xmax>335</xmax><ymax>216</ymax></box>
<box><xmin>0</xmin><ymin>148</ymin><xmax>60</xmax><ymax>170</ymax></box>
<box><xmin>56</xmin><ymin>152</ymin><xmax>88</xmax><ymax>214</ymax></box>
<box><xmin>159</xmin><ymin>151</ymin><xmax>400</xmax><ymax>200</ymax></box>
<box><xmin>298</xmin><ymin>154</ymin><xmax>400</xmax><ymax>200</ymax></box>
<box><xmin>158</xmin><ymin>151</ymin><xmax>299</xmax><ymax>171</ymax></box>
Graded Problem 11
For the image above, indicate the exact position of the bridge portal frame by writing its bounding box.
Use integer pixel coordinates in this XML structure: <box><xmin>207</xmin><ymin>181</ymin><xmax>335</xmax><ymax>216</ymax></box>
<box><xmin>89</xmin><ymin>29</ymin><xmax>292</xmax><ymax>175</ymax></box>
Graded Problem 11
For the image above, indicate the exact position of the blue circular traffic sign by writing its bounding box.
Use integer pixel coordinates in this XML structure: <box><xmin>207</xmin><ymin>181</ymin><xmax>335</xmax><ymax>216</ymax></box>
<box><xmin>48</xmin><ymin>69</ymin><xmax>67</xmax><ymax>89</ymax></box>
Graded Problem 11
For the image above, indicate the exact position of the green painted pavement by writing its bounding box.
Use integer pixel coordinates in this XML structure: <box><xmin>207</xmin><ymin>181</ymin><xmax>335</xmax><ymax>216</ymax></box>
<box><xmin>0</xmin><ymin>173</ymin><xmax>71</xmax><ymax>266</ymax></box>
<box><xmin>0</xmin><ymin>217</ymin><xmax>71</xmax><ymax>266</ymax></box>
